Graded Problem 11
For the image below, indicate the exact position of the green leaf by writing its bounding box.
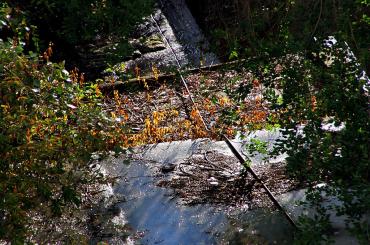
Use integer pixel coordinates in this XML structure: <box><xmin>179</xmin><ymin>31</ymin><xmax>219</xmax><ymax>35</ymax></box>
<box><xmin>229</xmin><ymin>50</ymin><xmax>239</xmax><ymax>60</ymax></box>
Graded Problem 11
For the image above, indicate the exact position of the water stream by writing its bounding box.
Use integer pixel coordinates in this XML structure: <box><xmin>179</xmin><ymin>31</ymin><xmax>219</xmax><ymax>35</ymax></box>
<box><xmin>98</xmin><ymin>138</ymin><xmax>296</xmax><ymax>244</ymax></box>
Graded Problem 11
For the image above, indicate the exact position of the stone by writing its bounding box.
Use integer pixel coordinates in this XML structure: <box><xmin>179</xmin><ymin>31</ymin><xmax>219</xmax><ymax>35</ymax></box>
<box><xmin>161</xmin><ymin>163</ymin><xmax>177</xmax><ymax>173</ymax></box>
<box><xmin>114</xmin><ymin>1</ymin><xmax>219</xmax><ymax>75</ymax></box>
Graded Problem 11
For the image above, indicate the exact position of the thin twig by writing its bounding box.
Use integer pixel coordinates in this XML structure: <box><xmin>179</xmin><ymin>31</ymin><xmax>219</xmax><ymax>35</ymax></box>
<box><xmin>311</xmin><ymin>0</ymin><xmax>323</xmax><ymax>38</ymax></box>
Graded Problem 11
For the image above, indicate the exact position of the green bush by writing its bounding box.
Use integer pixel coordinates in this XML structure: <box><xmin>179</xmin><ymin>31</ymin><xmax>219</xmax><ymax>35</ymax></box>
<box><xmin>199</xmin><ymin>0</ymin><xmax>369</xmax><ymax>72</ymax></box>
<box><xmin>264</xmin><ymin>39</ymin><xmax>370</xmax><ymax>243</ymax></box>
<box><xmin>0</xmin><ymin>4</ymin><xmax>126</xmax><ymax>243</ymax></box>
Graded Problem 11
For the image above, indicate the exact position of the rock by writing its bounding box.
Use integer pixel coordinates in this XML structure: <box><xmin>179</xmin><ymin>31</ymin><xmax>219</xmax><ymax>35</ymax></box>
<box><xmin>114</xmin><ymin>1</ymin><xmax>219</xmax><ymax>76</ymax></box>
<box><xmin>161</xmin><ymin>163</ymin><xmax>177</xmax><ymax>173</ymax></box>
<box><xmin>119</xmin><ymin>8</ymin><xmax>188</xmax><ymax>74</ymax></box>
<box><xmin>160</xmin><ymin>0</ymin><xmax>219</xmax><ymax>65</ymax></box>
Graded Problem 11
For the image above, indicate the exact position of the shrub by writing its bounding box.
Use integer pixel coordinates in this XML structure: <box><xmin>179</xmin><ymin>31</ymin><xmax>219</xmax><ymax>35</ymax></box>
<box><xmin>194</xmin><ymin>0</ymin><xmax>369</xmax><ymax>72</ymax></box>
<box><xmin>0</xmin><ymin>4</ymin><xmax>126</xmax><ymax>242</ymax></box>
<box><xmin>263</xmin><ymin>39</ymin><xmax>370</xmax><ymax>243</ymax></box>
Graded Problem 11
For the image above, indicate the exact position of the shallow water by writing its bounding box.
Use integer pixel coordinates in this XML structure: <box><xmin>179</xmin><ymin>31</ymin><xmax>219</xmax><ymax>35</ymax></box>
<box><xmin>101</xmin><ymin>139</ymin><xmax>296</xmax><ymax>244</ymax></box>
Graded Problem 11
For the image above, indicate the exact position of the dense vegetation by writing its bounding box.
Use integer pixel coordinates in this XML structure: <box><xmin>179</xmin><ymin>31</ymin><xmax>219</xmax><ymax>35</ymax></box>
<box><xmin>1</xmin><ymin>0</ymin><xmax>369</xmax><ymax>244</ymax></box>
<box><xmin>189</xmin><ymin>0</ymin><xmax>370</xmax><ymax>72</ymax></box>
<box><xmin>252</xmin><ymin>44</ymin><xmax>369</xmax><ymax>244</ymax></box>
<box><xmin>0</xmin><ymin>2</ymin><xmax>135</xmax><ymax>243</ymax></box>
